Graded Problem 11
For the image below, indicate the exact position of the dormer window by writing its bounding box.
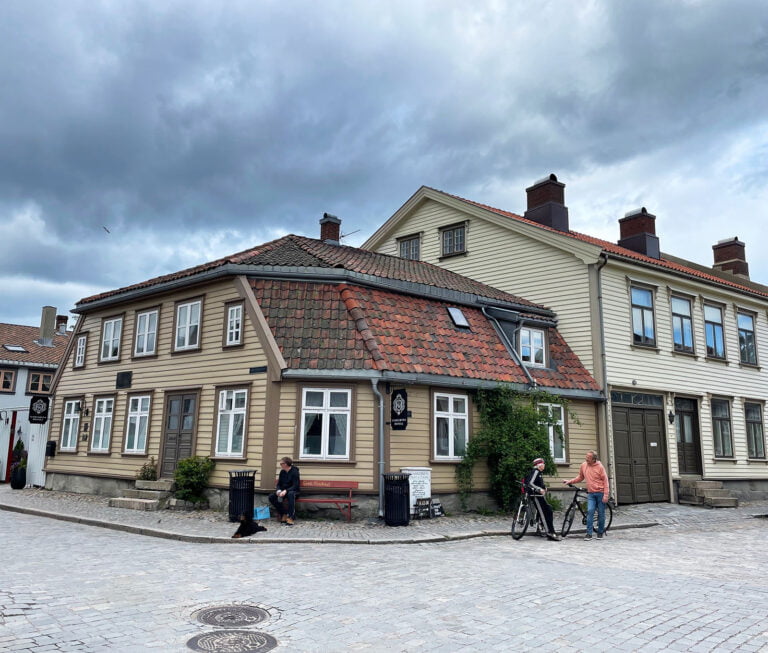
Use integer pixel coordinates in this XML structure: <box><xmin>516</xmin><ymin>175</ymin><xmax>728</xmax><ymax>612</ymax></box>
<box><xmin>439</xmin><ymin>222</ymin><xmax>466</xmax><ymax>257</ymax></box>
<box><xmin>398</xmin><ymin>234</ymin><xmax>421</xmax><ymax>261</ymax></box>
<box><xmin>520</xmin><ymin>327</ymin><xmax>546</xmax><ymax>366</ymax></box>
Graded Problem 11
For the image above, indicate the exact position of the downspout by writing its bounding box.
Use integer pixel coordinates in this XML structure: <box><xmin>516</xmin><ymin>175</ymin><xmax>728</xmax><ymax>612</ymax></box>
<box><xmin>371</xmin><ymin>378</ymin><xmax>386</xmax><ymax>517</ymax></box>
<box><xmin>482</xmin><ymin>306</ymin><xmax>537</xmax><ymax>388</ymax></box>
<box><xmin>595</xmin><ymin>254</ymin><xmax>612</xmax><ymax>491</ymax></box>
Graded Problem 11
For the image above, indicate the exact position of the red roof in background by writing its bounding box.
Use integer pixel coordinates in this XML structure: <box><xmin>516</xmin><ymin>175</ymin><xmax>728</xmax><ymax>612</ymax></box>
<box><xmin>253</xmin><ymin>279</ymin><xmax>600</xmax><ymax>392</ymax></box>
<box><xmin>0</xmin><ymin>323</ymin><xmax>70</xmax><ymax>366</ymax></box>
<box><xmin>437</xmin><ymin>189</ymin><xmax>768</xmax><ymax>299</ymax></box>
<box><xmin>78</xmin><ymin>234</ymin><xmax>547</xmax><ymax>312</ymax></box>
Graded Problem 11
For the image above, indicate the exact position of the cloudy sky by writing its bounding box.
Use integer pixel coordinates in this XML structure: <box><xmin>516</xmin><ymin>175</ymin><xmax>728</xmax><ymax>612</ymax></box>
<box><xmin>2</xmin><ymin>1</ymin><xmax>767</xmax><ymax>327</ymax></box>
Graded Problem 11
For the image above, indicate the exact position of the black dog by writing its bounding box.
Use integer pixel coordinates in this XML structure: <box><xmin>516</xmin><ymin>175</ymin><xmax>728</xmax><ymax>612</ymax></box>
<box><xmin>232</xmin><ymin>513</ymin><xmax>268</xmax><ymax>538</ymax></box>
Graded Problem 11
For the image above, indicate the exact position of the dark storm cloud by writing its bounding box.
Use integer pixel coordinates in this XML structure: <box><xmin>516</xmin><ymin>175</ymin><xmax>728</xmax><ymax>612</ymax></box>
<box><xmin>1</xmin><ymin>1</ymin><xmax>767</xmax><ymax>325</ymax></box>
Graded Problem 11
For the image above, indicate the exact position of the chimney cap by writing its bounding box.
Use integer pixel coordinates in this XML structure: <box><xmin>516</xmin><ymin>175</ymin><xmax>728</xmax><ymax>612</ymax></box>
<box><xmin>715</xmin><ymin>237</ymin><xmax>742</xmax><ymax>245</ymax></box>
<box><xmin>321</xmin><ymin>212</ymin><xmax>340</xmax><ymax>224</ymax></box>
<box><xmin>526</xmin><ymin>173</ymin><xmax>563</xmax><ymax>192</ymax></box>
<box><xmin>623</xmin><ymin>207</ymin><xmax>652</xmax><ymax>219</ymax></box>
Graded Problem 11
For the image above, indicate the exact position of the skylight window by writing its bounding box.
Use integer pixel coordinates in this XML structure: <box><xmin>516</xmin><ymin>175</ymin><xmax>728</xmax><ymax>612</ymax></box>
<box><xmin>447</xmin><ymin>307</ymin><xmax>470</xmax><ymax>328</ymax></box>
<box><xmin>3</xmin><ymin>344</ymin><xmax>28</xmax><ymax>353</ymax></box>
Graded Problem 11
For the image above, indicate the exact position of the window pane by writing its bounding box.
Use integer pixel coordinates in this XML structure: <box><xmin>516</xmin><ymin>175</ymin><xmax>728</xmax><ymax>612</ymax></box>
<box><xmin>328</xmin><ymin>414</ymin><xmax>348</xmax><ymax>455</ymax></box>
<box><xmin>631</xmin><ymin>288</ymin><xmax>652</xmax><ymax>307</ymax></box>
<box><xmin>671</xmin><ymin>297</ymin><xmax>691</xmax><ymax>316</ymax></box>
<box><xmin>303</xmin><ymin>413</ymin><xmax>323</xmax><ymax>454</ymax></box>
<box><xmin>329</xmin><ymin>391</ymin><xmax>349</xmax><ymax>408</ymax></box>
<box><xmin>436</xmin><ymin>396</ymin><xmax>449</xmax><ymax>412</ymax></box>
<box><xmin>704</xmin><ymin>305</ymin><xmax>722</xmax><ymax>323</ymax></box>
<box><xmin>231</xmin><ymin>414</ymin><xmax>244</xmax><ymax>454</ymax></box>
<box><xmin>453</xmin><ymin>397</ymin><xmax>466</xmax><ymax>414</ymax></box>
<box><xmin>453</xmin><ymin>418</ymin><xmax>466</xmax><ymax>456</ymax></box>
<box><xmin>712</xmin><ymin>400</ymin><xmax>729</xmax><ymax>418</ymax></box>
<box><xmin>436</xmin><ymin>417</ymin><xmax>449</xmax><ymax>456</ymax></box>
<box><xmin>305</xmin><ymin>391</ymin><xmax>324</xmax><ymax>408</ymax></box>
<box><xmin>217</xmin><ymin>414</ymin><xmax>230</xmax><ymax>453</ymax></box>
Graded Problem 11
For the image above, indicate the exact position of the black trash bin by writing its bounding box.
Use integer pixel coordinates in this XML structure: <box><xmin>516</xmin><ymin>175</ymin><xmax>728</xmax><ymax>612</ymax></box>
<box><xmin>228</xmin><ymin>469</ymin><xmax>256</xmax><ymax>522</ymax></box>
<box><xmin>383</xmin><ymin>472</ymin><xmax>411</xmax><ymax>526</ymax></box>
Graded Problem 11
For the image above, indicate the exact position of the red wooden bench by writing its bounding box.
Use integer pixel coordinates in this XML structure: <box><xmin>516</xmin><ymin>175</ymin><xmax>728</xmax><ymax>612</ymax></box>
<box><xmin>293</xmin><ymin>480</ymin><xmax>359</xmax><ymax>522</ymax></box>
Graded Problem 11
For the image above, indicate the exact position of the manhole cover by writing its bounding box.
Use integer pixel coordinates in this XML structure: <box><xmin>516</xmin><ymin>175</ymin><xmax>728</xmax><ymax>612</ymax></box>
<box><xmin>187</xmin><ymin>630</ymin><xmax>277</xmax><ymax>652</ymax></box>
<box><xmin>195</xmin><ymin>605</ymin><xmax>269</xmax><ymax>628</ymax></box>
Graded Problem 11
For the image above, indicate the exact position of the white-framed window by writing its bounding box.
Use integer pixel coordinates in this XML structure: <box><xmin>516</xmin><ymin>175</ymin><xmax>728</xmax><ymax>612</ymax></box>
<box><xmin>301</xmin><ymin>388</ymin><xmax>351</xmax><ymax>459</ymax></box>
<box><xmin>125</xmin><ymin>395</ymin><xmax>151</xmax><ymax>453</ymax></box>
<box><xmin>399</xmin><ymin>236</ymin><xmax>420</xmax><ymax>260</ymax></box>
<box><xmin>704</xmin><ymin>304</ymin><xmax>725</xmax><ymax>359</ymax></box>
<box><xmin>60</xmin><ymin>399</ymin><xmax>81</xmax><ymax>451</ymax></box>
<box><xmin>737</xmin><ymin>312</ymin><xmax>757</xmax><ymax>365</ymax></box>
<box><xmin>520</xmin><ymin>327</ymin><xmax>546</xmax><ymax>366</ymax></box>
<box><xmin>225</xmin><ymin>304</ymin><xmax>243</xmax><ymax>346</ymax></box>
<box><xmin>215</xmin><ymin>388</ymin><xmax>248</xmax><ymax>456</ymax></box>
<box><xmin>745</xmin><ymin>402</ymin><xmax>765</xmax><ymax>459</ymax></box>
<box><xmin>175</xmin><ymin>300</ymin><xmax>201</xmax><ymax>350</ymax></box>
<box><xmin>134</xmin><ymin>310</ymin><xmax>158</xmax><ymax>356</ymax></box>
<box><xmin>440</xmin><ymin>224</ymin><xmax>466</xmax><ymax>256</ymax></box>
<box><xmin>711</xmin><ymin>398</ymin><xmax>733</xmax><ymax>458</ymax></box>
<box><xmin>434</xmin><ymin>392</ymin><xmax>468</xmax><ymax>459</ymax></box>
<box><xmin>671</xmin><ymin>296</ymin><xmax>694</xmax><ymax>353</ymax></box>
<box><xmin>100</xmin><ymin>317</ymin><xmax>123</xmax><ymax>361</ymax></box>
<box><xmin>74</xmin><ymin>335</ymin><xmax>87</xmax><ymax>368</ymax></box>
<box><xmin>631</xmin><ymin>287</ymin><xmax>655</xmax><ymax>346</ymax></box>
<box><xmin>91</xmin><ymin>397</ymin><xmax>114</xmax><ymax>452</ymax></box>
<box><xmin>539</xmin><ymin>403</ymin><xmax>566</xmax><ymax>463</ymax></box>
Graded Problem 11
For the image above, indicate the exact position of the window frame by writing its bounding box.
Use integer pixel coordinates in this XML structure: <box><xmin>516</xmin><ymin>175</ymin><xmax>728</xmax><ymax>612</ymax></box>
<box><xmin>630</xmin><ymin>285</ymin><xmax>656</xmax><ymax>347</ymax></box>
<box><xmin>433</xmin><ymin>391</ymin><xmax>470</xmax><ymax>460</ymax></box>
<box><xmin>519</xmin><ymin>326</ymin><xmax>547</xmax><ymax>367</ymax></box>
<box><xmin>439</xmin><ymin>222</ymin><xmax>467</xmax><ymax>258</ymax></box>
<box><xmin>173</xmin><ymin>298</ymin><xmax>203</xmax><ymax>352</ymax></box>
<box><xmin>214</xmin><ymin>386</ymin><xmax>249</xmax><ymax>458</ymax></box>
<box><xmin>59</xmin><ymin>398</ymin><xmax>82</xmax><ymax>452</ymax></box>
<box><xmin>670</xmin><ymin>295</ymin><xmax>695</xmax><ymax>354</ymax></box>
<box><xmin>133</xmin><ymin>308</ymin><xmax>159</xmax><ymax>358</ymax></box>
<box><xmin>99</xmin><ymin>315</ymin><xmax>124</xmax><ymax>363</ymax></box>
<box><xmin>0</xmin><ymin>368</ymin><xmax>17</xmax><ymax>393</ymax></box>
<box><xmin>744</xmin><ymin>401</ymin><xmax>765</xmax><ymax>459</ymax></box>
<box><xmin>27</xmin><ymin>369</ymin><xmax>53</xmax><ymax>394</ymax></box>
<box><xmin>397</xmin><ymin>233</ymin><xmax>421</xmax><ymax>261</ymax></box>
<box><xmin>73</xmin><ymin>334</ymin><xmax>87</xmax><ymax>369</ymax></box>
<box><xmin>704</xmin><ymin>303</ymin><xmax>726</xmax><ymax>360</ymax></box>
<box><xmin>90</xmin><ymin>396</ymin><xmax>115</xmax><ymax>453</ymax></box>
<box><xmin>223</xmin><ymin>301</ymin><xmax>244</xmax><ymax>348</ymax></box>
<box><xmin>736</xmin><ymin>310</ymin><xmax>758</xmax><ymax>366</ymax></box>
<box><xmin>711</xmin><ymin>398</ymin><xmax>733</xmax><ymax>458</ymax></box>
<box><xmin>124</xmin><ymin>393</ymin><xmax>152</xmax><ymax>454</ymax></box>
<box><xmin>539</xmin><ymin>402</ymin><xmax>566</xmax><ymax>463</ymax></box>
<box><xmin>299</xmin><ymin>387</ymin><xmax>353</xmax><ymax>461</ymax></box>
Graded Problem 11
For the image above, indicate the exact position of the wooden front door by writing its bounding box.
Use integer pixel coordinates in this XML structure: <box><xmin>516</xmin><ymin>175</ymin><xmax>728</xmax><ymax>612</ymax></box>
<box><xmin>613</xmin><ymin>405</ymin><xmax>670</xmax><ymax>504</ymax></box>
<box><xmin>675</xmin><ymin>397</ymin><xmax>702</xmax><ymax>475</ymax></box>
<box><xmin>160</xmin><ymin>392</ymin><xmax>197</xmax><ymax>478</ymax></box>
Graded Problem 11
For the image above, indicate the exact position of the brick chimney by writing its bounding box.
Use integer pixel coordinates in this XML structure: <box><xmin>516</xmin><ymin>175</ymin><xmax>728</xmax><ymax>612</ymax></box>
<box><xmin>712</xmin><ymin>237</ymin><xmax>749</xmax><ymax>279</ymax></box>
<box><xmin>320</xmin><ymin>212</ymin><xmax>341</xmax><ymax>245</ymax></box>
<box><xmin>56</xmin><ymin>315</ymin><xmax>68</xmax><ymax>334</ymax></box>
<box><xmin>618</xmin><ymin>207</ymin><xmax>660</xmax><ymax>259</ymax></box>
<box><xmin>524</xmin><ymin>174</ymin><xmax>569</xmax><ymax>232</ymax></box>
<box><xmin>38</xmin><ymin>306</ymin><xmax>56</xmax><ymax>347</ymax></box>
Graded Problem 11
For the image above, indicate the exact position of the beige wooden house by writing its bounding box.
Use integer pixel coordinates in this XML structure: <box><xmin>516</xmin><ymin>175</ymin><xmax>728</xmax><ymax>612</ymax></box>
<box><xmin>364</xmin><ymin>176</ymin><xmax>768</xmax><ymax>504</ymax></box>
<box><xmin>45</xmin><ymin>216</ymin><xmax>601</xmax><ymax>515</ymax></box>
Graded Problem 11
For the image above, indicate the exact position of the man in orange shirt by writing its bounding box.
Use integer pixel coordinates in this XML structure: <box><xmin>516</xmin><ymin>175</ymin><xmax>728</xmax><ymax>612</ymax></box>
<box><xmin>563</xmin><ymin>450</ymin><xmax>610</xmax><ymax>540</ymax></box>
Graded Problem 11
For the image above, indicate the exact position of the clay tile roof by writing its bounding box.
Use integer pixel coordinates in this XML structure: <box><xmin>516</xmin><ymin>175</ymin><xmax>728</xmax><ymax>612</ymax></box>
<box><xmin>252</xmin><ymin>278</ymin><xmax>600</xmax><ymax>391</ymax></box>
<box><xmin>0</xmin><ymin>323</ymin><xmax>70</xmax><ymax>366</ymax></box>
<box><xmin>77</xmin><ymin>234</ymin><xmax>547</xmax><ymax>312</ymax></box>
<box><xmin>433</xmin><ymin>188</ymin><xmax>768</xmax><ymax>299</ymax></box>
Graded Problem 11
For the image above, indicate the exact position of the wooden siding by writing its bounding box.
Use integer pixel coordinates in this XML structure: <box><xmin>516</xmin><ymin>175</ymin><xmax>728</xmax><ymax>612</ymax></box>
<box><xmin>547</xmin><ymin>399</ymin><xmax>600</xmax><ymax>484</ymax></box>
<box><xmin>601</xmin><ymin>261</ymin><xmax>768</xmax><ymax>480</ymax></box>
<box><xmin>47</xmin><ymin>279</ymin><xmax>269</xmax><ymax>487</ymax></box>
<box><xmin>375</xmin><ymin>199</ymin><xmax>597</xmax><ymax>375</ymax></box>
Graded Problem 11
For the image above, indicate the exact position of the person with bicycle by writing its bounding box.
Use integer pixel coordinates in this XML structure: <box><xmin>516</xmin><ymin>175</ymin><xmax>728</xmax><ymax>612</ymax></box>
<box><xmin>563</xmin><ymin>450</ymin><xmax>610</xmax><ymax>540</ymax></box>
<box><xmin>524</xmin><ymin>457</ymin><xmax>561</xmax><ymax>541</ymax></box>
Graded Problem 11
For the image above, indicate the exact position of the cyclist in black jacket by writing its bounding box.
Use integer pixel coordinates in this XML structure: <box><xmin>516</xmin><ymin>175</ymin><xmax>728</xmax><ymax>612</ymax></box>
<box><xmin>524</xmin><ymin>457</ymin><xmax>561</xmax><ymax>541</ymax></box>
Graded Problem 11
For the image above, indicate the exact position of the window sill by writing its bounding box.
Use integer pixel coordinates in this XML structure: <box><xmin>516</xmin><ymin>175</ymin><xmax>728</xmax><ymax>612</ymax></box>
<box><xmin>630</xmin><ymin>344</ymin><xmax>660</xmax><ymax>353</ymax></box>
<box><xmin>97</xmin><ymin>359</ymin><xmax>122</xmax><ymax>366</ymax></box>
<box><xmin>739</xmin><ymin>362</ymin><xmax>761</xmax><ymax>371</ymax></box>
<box><xmin>712</xmin><ymin>457</ymin><xmax>738</xmax><ymax>463</ymax></box>
<box><xmin>171</xmin><ymin>348</ymin><xmax>202</xmax><ymax>356</ymax></box>
<box><xmin>222</xmin><ymin>343</ymin><xmax>245</xmax><ymax>350</ymax></box>
<box><xmin>555</xmin><ymin>461</ymin><xmax>570</xmax><ymax>466</ymax></box>
<box><xmin>121</xmin><ymin>452</ymin><xmax>149</xmax><ymax>457</ymax></box>
<box><xmin>131</xmin><ymin>353</ymin><xmax>159</xmax><ymax>361</ymax></box>
<box><xmin>296</xmin><ymin>459</ymin><xmax>357</xmax><ymax>465</ymax></box>
<box><xmin>210</xmin><ymin>456</ymin><xmax>247</xmax><ymax>462</ymax></box>
<box><xmin>87</xmin><ymin>451</ymin><xmax>112</xmax><ymax>456</ymax></box>
<box><xmin>430</xmin><ymin>458</ymin><xmax>463</xmax><ymax>464</ymax></box>
<box><xmin>705</xmin><ymin>357</ymin><xmax>729</xmax><ymax>365</ymax></box>
<box><xmin>746</xmin><ymin>458</ymin><xmax>768</xmax><ymax>464</ymax></box>
<box><xmin>58</xmin><ymin>449</ymin><xmax>78</xmax><ymax>454</ymax></box>
<box><xmin>671</xmin><ymin>349</ymin><xmax>697</xmax><ymax>359</ymax></box>
<box><xmin>438</xmin><ymin>251</ymin><xmax>468</xmax><ymax>261</ymax></box>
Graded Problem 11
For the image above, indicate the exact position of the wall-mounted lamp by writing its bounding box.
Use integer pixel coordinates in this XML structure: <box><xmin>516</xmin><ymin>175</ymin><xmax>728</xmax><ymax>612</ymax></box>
<box><xmin>668</xmin><ymin>411</ymin><xmax>675</xmax><ymax>424</ymax></box>
<box><xmin>83</xmin><ymin>408</ymin><xmax>90</xmax><ymax>417</ymax></box>
<box><xmin>75</xmin><ymin>404</ymin><xmax>90</xmax><ymax>417</ymax></box>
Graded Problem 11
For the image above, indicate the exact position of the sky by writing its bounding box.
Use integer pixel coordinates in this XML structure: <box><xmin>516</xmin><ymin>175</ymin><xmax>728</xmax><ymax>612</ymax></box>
<box><xmin>2</xmin><ymin>1</ymin><xmax>767</xmax><ymax>328</ymax></box>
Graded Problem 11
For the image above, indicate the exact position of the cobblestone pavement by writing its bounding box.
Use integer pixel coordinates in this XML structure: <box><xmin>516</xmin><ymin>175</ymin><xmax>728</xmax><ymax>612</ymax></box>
<box><xmin>2</xmin><ymin>486</ymin><xmax>768</xmax><ymax>652</ymax></box>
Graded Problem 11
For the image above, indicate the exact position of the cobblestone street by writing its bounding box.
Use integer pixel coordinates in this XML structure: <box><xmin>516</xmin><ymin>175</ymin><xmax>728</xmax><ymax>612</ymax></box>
<box><xmin>2</xmin><ymin>490</ymin><xmax>768</xmax><ymax>652</ymax></box>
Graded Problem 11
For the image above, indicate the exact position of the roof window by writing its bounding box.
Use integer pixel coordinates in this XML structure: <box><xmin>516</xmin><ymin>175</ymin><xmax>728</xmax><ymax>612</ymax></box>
<box><xmin>447</xmin><ymin>307</ymin><xmax>470</xmax><ymax>328</ymax></box>
<box><xmin>3</xmin><ymin>344</ymin><xmax>28</xmax><ymax>353</ymax></box>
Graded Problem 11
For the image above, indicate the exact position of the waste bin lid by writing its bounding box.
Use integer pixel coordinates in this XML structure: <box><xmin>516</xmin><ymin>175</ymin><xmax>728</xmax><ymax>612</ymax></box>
<box><xmin>228</xmin><ymin>469</ymin><xmax>256</xmax><ymax>477</ymax></box>
<box><xmin>382</xmin><ymin>472</ymin><xmax>411</xmax><ymax>480</ymax></box>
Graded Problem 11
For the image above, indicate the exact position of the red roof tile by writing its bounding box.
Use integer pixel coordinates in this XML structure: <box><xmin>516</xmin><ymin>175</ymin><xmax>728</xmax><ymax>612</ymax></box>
<box><xmin>0</xmin><ymin>323</ymin><xmax>70</xmax><ymax>366</ymax></box>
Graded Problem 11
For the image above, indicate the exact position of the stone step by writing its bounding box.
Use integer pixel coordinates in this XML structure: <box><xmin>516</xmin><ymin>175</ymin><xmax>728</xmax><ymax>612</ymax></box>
<box><xmin>697</xmin><ymin>489</ymin><xmax>732</xmax><ymax>498</ymax></box>
<box><xmin>123</xmin><ymin>489</ymin><xmax>171</xmax><ymax>500</ymax></box>
<box><xmin>678</xmin><ymin>479</ymin><xmax>723</xmax><ymax>490</ymax></box>
<box><xmin>706</xmin><ymin>497</ymin><xmax>739</xmax><ymax>508</ymax></box>
<box><xmin>108</xmin><ymin>497</ymin><xmax>161</xmax><ymax>511</ymax></box>
<box><xmin>678</xmin><ymin>495</ymin><xmax>705</xmax><ymax>505</ymax></box>
<box><xmin>135</xmin><ymin>479</ymin><xmax>175</xmax><ymax>492</ymax></box>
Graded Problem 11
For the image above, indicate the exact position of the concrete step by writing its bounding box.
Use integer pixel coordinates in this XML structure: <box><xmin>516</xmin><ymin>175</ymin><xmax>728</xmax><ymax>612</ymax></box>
<box><xmin>123</xmin><ymin>489</ymin><xmax>171</xmax><ymax>501</ymax></box>
<box><xmin>679</xmin><ymin>479</ymin><xmax>723</xmax><ymax>490</ymax></box>
<box><xmin>697</xmin><ymin>489</ymin><xmax>732</xmax><ymax>499</ymax></box>
<box><xmin>678</xmin><ymin>495</ymin><xmax>705</xmax><ymax>505</ymax></box>
<box><xmin>135</xmin><ymin>479</ymin><xmax>175</xmax><ymax>492</ymax></box>
<box><xmin>706</xmin><ymin>497</ymin><xmax>739</xmax><ymax>508</ymax></box>
<box><xmin>108</xmin><ymin>497</ymin><xmax>161</xmax><ymax>511</ymax></box>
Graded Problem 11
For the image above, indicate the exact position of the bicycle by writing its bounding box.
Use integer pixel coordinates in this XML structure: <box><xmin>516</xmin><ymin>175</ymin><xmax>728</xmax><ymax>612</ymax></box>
<box><xmin>510</xmin><ymin>480</ymin><xmax>548</xmax><ymax>540</ymax></box>
<box><xmin>560</xmin><ymin>483</ymin><xmax>614</xmax><ymax>537</ymax></box>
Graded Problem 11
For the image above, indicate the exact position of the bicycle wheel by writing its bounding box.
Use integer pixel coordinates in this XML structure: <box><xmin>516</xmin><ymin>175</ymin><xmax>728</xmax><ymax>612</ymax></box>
<box><xmin>561</xmin><ymin>504</ymin><xmax>577</xmax><ymax>537</ymax></box>
<box><xmin>589</xmin><ymin>501</ymin><xmax>614</xmax><ymax>533</ymax></box>
<box><xmin>510</xmin><ymin>497</ymin><xmax>529</xmax><ymax>540</ymax></box>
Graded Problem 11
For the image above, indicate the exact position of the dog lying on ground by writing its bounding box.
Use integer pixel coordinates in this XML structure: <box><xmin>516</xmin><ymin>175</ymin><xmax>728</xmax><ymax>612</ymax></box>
<box><xmin>232</xmin><ymin>513</ymin><xmax>268</xmax><ymax>538</ymax></box>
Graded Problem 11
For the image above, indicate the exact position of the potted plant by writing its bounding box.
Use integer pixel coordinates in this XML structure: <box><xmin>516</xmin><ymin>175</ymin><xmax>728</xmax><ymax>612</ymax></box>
<box><xmin>10</xmin><ymin>439</ymin><xmax>28</xmax><ymax>490</ymax></box>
